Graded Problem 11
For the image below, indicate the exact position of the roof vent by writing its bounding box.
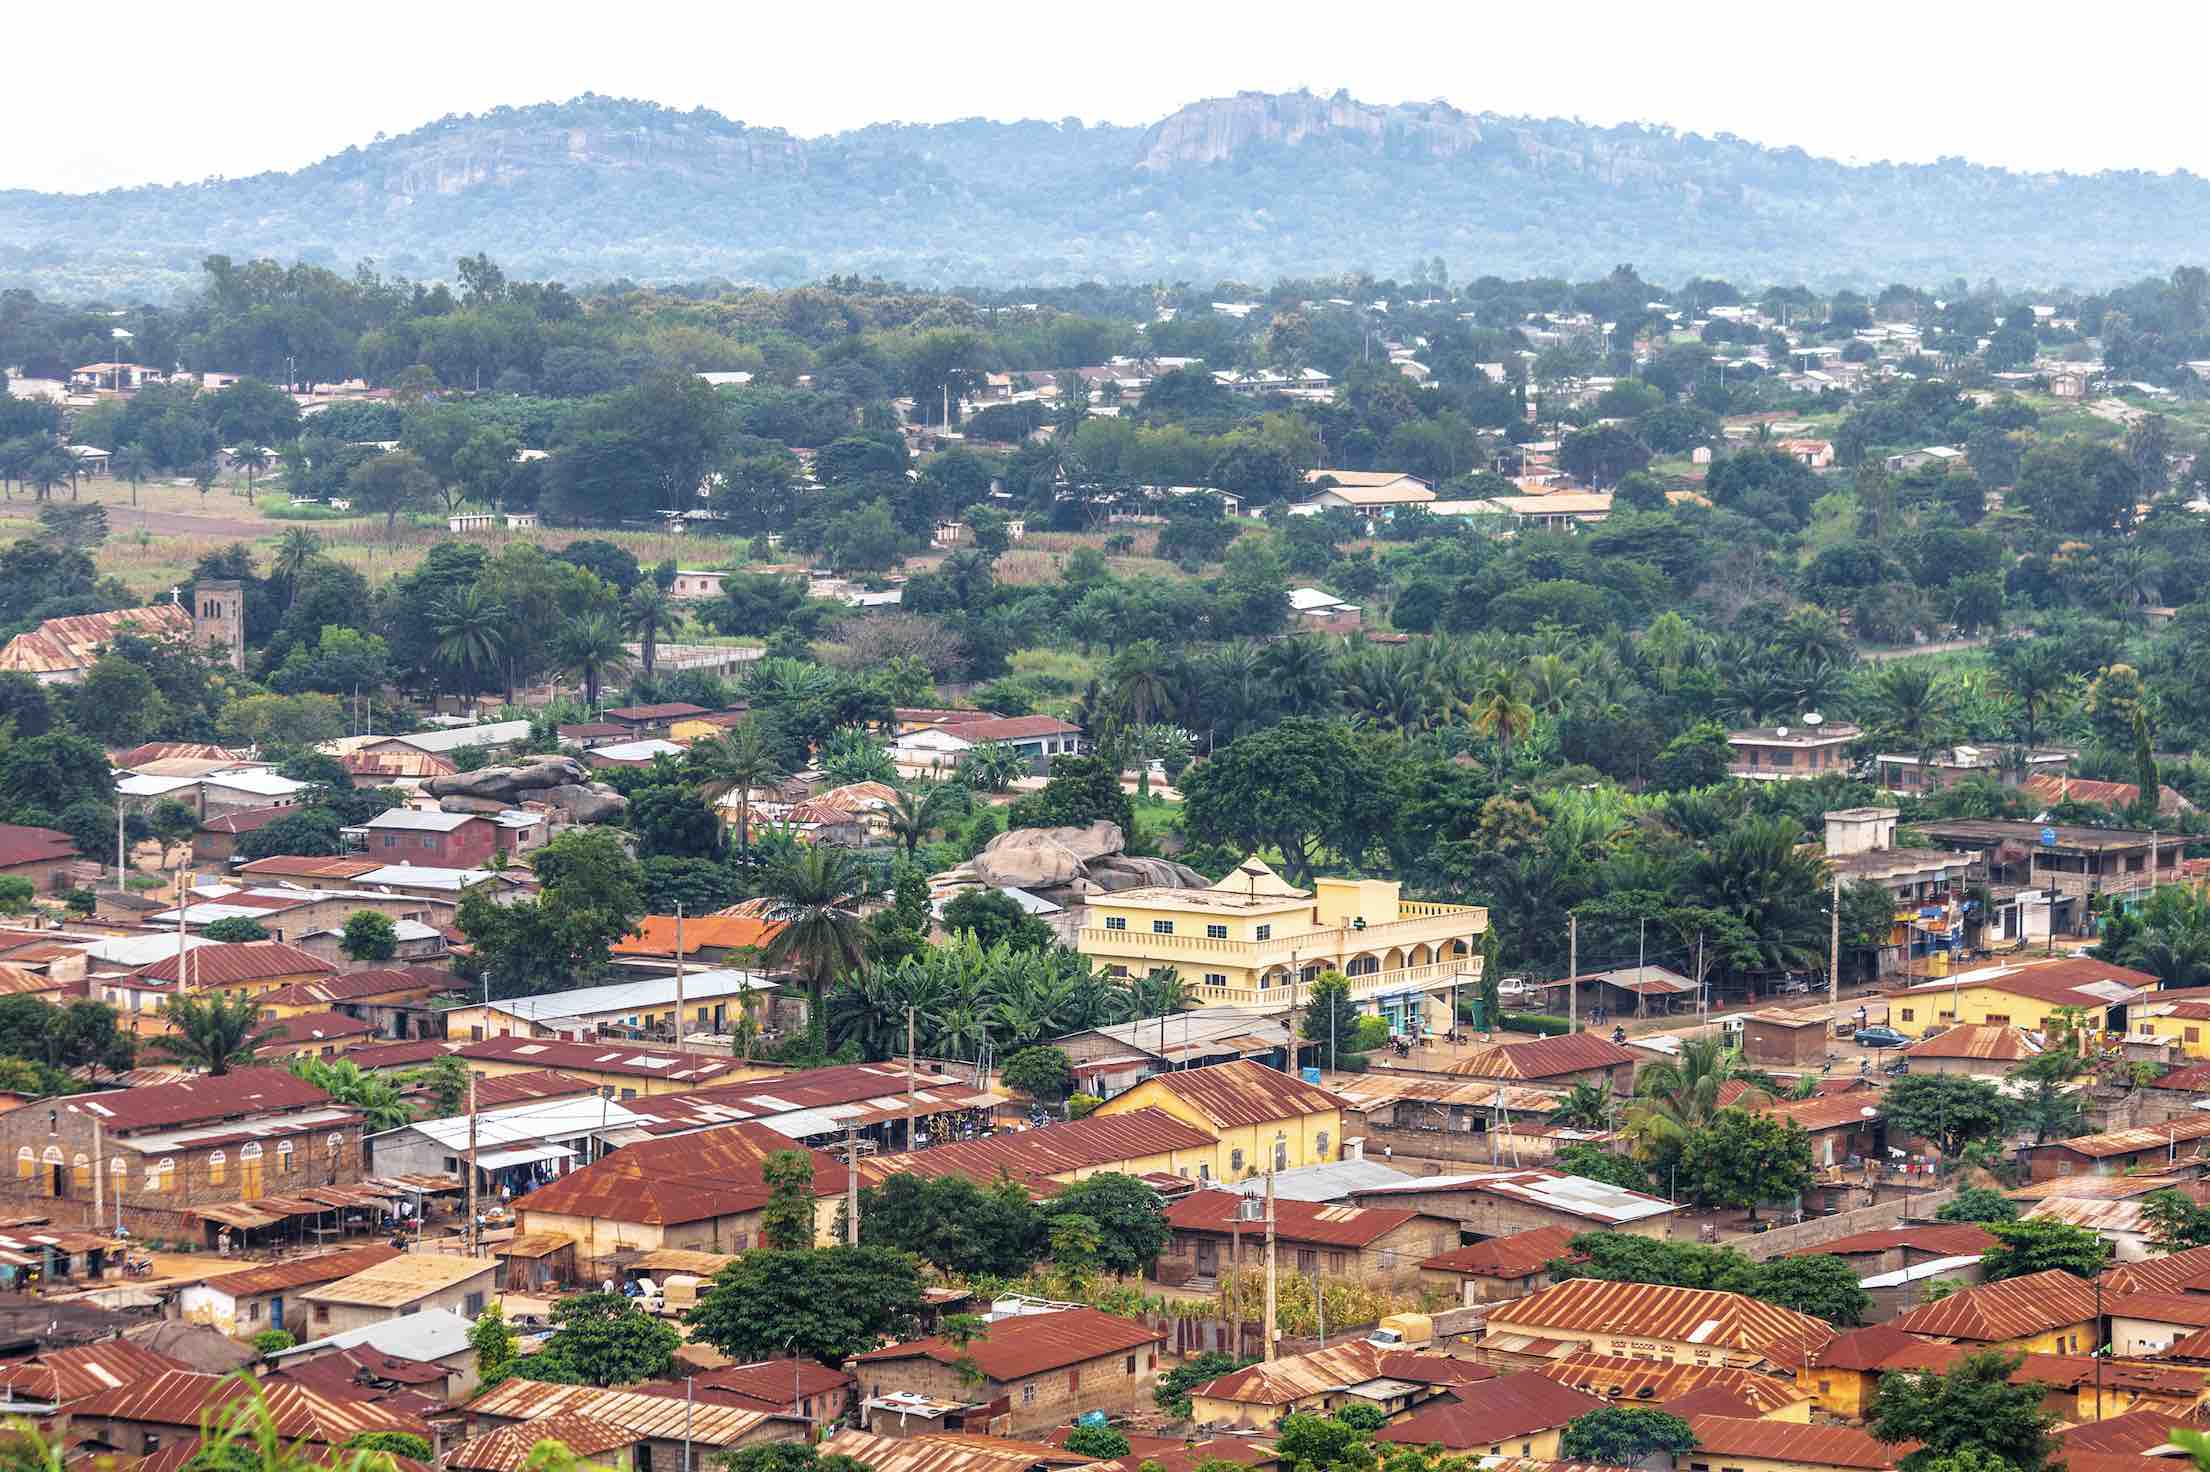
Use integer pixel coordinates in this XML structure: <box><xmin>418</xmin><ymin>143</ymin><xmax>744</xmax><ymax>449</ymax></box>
<box><xmin>1635</xmin><ymin>1386</ymin><xmax>1656</xmax><ymax>1399</ymax></box>
<box><xmin>1804</xmin><ymin>712</ymin><xmax>1824</xmax><ymax>727</ymax></box>
<box><xmin>1775</xmin><ymin>726</ymin><xmax>1790</xmax><ymax>738</ymax></box>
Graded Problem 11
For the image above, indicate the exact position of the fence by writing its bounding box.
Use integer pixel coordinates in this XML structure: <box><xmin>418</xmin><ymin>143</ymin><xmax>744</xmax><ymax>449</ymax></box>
<box><xmin>1729</xmin><ymin>1185</ymin><xmax>1960</xmax><ymax>1260</ymax></box>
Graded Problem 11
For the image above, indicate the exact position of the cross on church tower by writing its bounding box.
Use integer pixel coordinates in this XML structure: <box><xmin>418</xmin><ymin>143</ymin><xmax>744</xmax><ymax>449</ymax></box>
<box><xmin>169</xmin><ymin>585</ymin><xmax>181</xmax><ymax>605</ymax></box>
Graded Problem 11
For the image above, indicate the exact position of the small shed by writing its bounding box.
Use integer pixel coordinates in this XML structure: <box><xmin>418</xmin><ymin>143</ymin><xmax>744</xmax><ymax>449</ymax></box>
<box><xmin>494</xmin><ymin>1231</ymin><xmax>577</xmax><ymax>1293</ymax></box>
<box><xmin>1740</xmin><ymin>1010</ymin><xmax>1828</xmax><ymax>1069</ymax></box>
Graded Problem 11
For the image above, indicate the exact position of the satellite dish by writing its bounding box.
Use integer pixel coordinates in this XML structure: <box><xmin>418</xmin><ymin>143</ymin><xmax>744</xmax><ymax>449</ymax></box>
<box><xmin>1804</xmin><ymin>711</ymin><xmax>1824</xmax><ymax>727</ymax></box>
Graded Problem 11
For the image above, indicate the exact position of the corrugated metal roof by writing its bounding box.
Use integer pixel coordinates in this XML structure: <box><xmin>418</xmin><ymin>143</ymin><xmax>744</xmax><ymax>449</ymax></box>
<box><xmin>462</xmin><ymin>1380</ymin><xmax>787</xmax><ymax>1445</ymax></box>
<box><xmin>0</xmin><ymin>1340</ymin><xmax>191</xmax><ymax>1404</ymax></box>
<box><xmin>457</xmin><ymin>1036</ymin><xmax>752</xmax><ymax>1085</ymax></box>
<box><xmin>1117</xmin><ymin>1059</ymin><xmax>1347</xmax><ymax>1130</ymax></box>
<box><xmin>1354</xmin><ymin>1169</ymin><xmax>1677</xmax><ymax>1225</ymax></box>
<box><xmin>2105</xmin><ymin>1293</ymin><xmax>2210</xmax><ymax>1328</ymax></box>
<box><xmin>0</xmin><ymin>603</ymin><xmax>192</xmax><ymax>675</ymax></box>
<box><xmin>817</xmin><ymin>1431</ymin><xmax>1048</xmax><ymax>1472</ymax></box>
<box><xmin>2025</xmin><ymin>1197</ymin><xmax>2154</xmax><ymax>1234</ymax></box>
<box><xmin>1752</xmin><ymin>1093</ymin><xmax>1887</xmax><ymax>1133</ymax></box>
<box><xmin>621</xmin><ymin>1060</ymin><xmax>997</xmax><ymax>1137</ymax></box>
<box><xmin>1442</xmin><ymin>1033</ymin><xmax>1637</xmax><ymax>1080</ymax></box>
<box><xmin>2058</xmin><ymin>1410</ymin><xmax>2196</xmax><ymax>1455</ymax></box>
<box><xmin>854</xmin><ymin>1108</ymin><xmax>1215</xmax><ymax>1192</ymax></box>
<box><xmin>137</xmin><ymin>942</ymin><xmax>334</xmax><ymax>984</ymax></box>
<box><xmin>1534</xmin><ymin>1352</ymin><xmax>1808</xmax><ymax>1413</ymax></box>
<box><xmin>1371</xmin><ymin>1374</ymin><xmax>1608</xmax><ymax>1447</ymax></box>
<box><xmin>1166</xmin><ymin>1188</ymin><xmax>1433</xmax><ymax>1248</ymax></box>
<box><xmin>2015</xmin><ymin>1174</ymin><xmax>2196</xmax><ymax>1203</ymax></box>
<box><xmin>1683</xmin><ymin>1415</ymin><xmax>1904</xmax><ymax>1470</ymax></box>
<box><xmin>1488</xmin><ymin>1278</ymin><xmax>1835</xmax><ymax>1358</ymax></box>
<box><xmin>176</xmin><ymin>1245</ymin><xmax>402</xmax><ymax>1300</ymax></box>
<box><xmin>1905</xmin><ymin>1025</ymin><xmax>2045</xmax><ymax>1061</ymax></box>
<box><xmin>851</xmin><ymin>1307</ymin><xmax>1161</xmax><ymax>1380</ymax></box>
<box><xmin>63</xmin><ymin>1068</ymin><xmax>331</xmax><ymax>1131</ymax></box>
<box><xmin>1195</xmin><ymin>1341</ymin><xmax>1492</xmax><ymax>1406</ymax></box>
<box><xmin>299</xmin><ymin>1252</ymin><xmax>493</xmax><ymax>1307</ymax></box>
<box><xmin>447</xmin><ymin>1415</ymin><xmax>640</xmax><ymax>1471</ymax></box>
<box><xmin>1320</xmin><ymin>1075</ymin><xmax>1565</xmax><ymax>1113</ymax></box>
<box><xmin>1895</xmin><ymin>957</ymin><xmax>2157</xmax><ymax>1008</ymax></box>
<box><xmin>2040</xmin><ymin>1116</ymin><xmax>2210</xmax><ymax>1158</ymax></box>
<box><xmin>1890</xmin><ymin>1269</ymin><xmax>2100</xmax><ymax>1342</ymax></box>
<box><xmin>63</xmin><ymin>1369</ymin><xmax>427</xmax><ymax>1441</ymax></box>
<box><xmin>516</xmin><ymin>1122</ymin><xmax>845</xmax><ymax>1226</ymax></box>
<box><xmin>1422</xmin><ymin>1225</ymin><xmax>1581</xmax><ymax>1280</ymax></box>
<box><xmin>1220</xmin><ymin>1159</ymin><xmax>1416</xmax><ymax>1201</ymax></box>
<box><xmin>1873</xmin><ymin>1342</ymin><xmax>2203</xmax><ymax>1395</ymax></box>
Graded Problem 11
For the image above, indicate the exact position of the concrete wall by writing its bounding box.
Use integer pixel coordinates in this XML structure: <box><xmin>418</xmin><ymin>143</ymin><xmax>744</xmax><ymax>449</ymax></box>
<box><xmin>1729</xmin><ymin>1187</ymin><xmax>1960</xmax><ymax>1261</ymax></box>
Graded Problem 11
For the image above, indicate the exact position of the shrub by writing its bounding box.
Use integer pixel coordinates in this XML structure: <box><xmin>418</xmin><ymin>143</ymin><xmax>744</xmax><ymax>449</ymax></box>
<box><xmin>252</xmin><ymin>1330</ymin><xmax>296</xmax><ymax>1356</ymax></box>
<box><xmin>1501</xmin><ymin>1012</ymin><xmax>1574</xmax><ymax>1036</ymax></box>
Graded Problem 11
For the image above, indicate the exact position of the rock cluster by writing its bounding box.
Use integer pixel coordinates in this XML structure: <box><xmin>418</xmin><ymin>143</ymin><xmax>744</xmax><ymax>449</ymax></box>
<box><xmin>424</xmin><ymin>756</ymin><xmax>628</xmax><ymax>825</ymax></box>
<box><xmin>936</xmin><ymin>822</ymin><xmax>1211</xmax><ymax>909</ymax></box>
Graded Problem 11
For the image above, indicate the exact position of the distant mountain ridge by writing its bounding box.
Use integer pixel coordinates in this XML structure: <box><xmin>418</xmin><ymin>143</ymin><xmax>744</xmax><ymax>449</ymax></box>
<box><xmin>3</xmin><ymin>89</ymin><xmax>2207</xmax><ymax>299</ymax></box>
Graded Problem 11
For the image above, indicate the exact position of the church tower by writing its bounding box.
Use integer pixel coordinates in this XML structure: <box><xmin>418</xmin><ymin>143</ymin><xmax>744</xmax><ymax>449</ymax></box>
<box><xmin>193</xmin><ymin>579</ymin><xmax>245</xmax><ymax>672</ymax></box>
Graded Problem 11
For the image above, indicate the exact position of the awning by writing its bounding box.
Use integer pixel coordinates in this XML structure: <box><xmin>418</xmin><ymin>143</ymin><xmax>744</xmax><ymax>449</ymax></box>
<box><xmin>361</xmin><ymin>1174</ymin><xmax>465</xmax><ymax>1195</ymax></box>
<box><xmin>631</xmin><ymin>1247</ymin><xmax>738</xmax><ymax>1274</ymax></box>
<box><xmin>476</xmin><ymin>1144</ymin><xmax>576</xmax><ymax>1171</ymax></box>
<box><xmin>191</xmin><ymin>1203</ymin><xmax>287</xmax><ymax>1230</ymax></box>
<box><xmin>496</xmin><ymin>1231</ymin><xmax>575</xmax><ymax>1260</ymax></box>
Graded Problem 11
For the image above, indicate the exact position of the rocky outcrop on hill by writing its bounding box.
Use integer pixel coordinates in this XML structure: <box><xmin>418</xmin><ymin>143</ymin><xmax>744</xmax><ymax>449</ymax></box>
<box><xmin>936</xmin><ymin>822</ymin><xmax>1210</xmax><ymax>912</ymax></box>
<box><xmin>425</xmin><ymin>756</ymin><xmax>627</xmax><ymax>825</ymax></box>
<box><xmin>1134</xmin><ymin>89</ymin><xmax>1485</xmax><ymax>170</ymax></box>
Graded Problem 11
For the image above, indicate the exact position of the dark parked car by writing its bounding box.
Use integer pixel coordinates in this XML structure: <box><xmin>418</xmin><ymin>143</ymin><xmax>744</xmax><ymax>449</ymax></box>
<box><xmin>1854</xmin><ymin>1025</ymin><xmax>1911</xmax><ymax>1049</ymax></box>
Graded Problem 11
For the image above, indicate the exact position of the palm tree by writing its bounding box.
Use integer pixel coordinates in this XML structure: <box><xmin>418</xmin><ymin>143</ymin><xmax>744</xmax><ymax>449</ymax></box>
<box><xmin>625</xmin><ymin>581</ymin><xmax>679</xmax><ymax>679</ymax></box>
<box><xmin>273</xmin><ymin>528</ymin><xmax>322</xmax><ymax>609</ymax></box>
<box><xmin>1258</xmin><ymin>636</ymin><xmax>1339</xmax><ymax>717</ymax></box>
<box><xmin>150</xmin><ymin>992</ymin><xmax>280</xmax><ymax>1075</ymax></box>
<box><xmin>884</xmin><ymin>785</ymin><xmax>951</xmax><ymax>854</ymax></box>
<box><xmin>230</xmin><ymin>444</ymin><xmax>270</xmax><ymax>500</ymax></box>
<box><xmin>1521</xmin><ymin>653</ymin><xmax>1582</xmax><ymax>719</ymax></box>
<box><xmin>1621</xmin><ymin>1035</ymin><xmax>1757</xmax><ymax>1164</ymax></box>
<box><xmin>1864</xmin><ymin>663</ymin><xmax>1953</xmax><ymax>768</ymax></box>
<box><xmin>756</xmin><ymin>846</ymin><xmax>874</xmax><ymax>1050</ymax></box>
<box><xmin>554</xmin><ymin>612</ymin><xmax>631</xmax><ymax>711</ymax></box>
<box><xmin>113</xmin><ymin>444</ymin><xmax>153</xmax><ymax>508</ymax></box>
<box><xmin>1106</xmin><ymin>640</ymin><xmax>1174</xmax><ymax>729</ymax></box>
<box><xmin>1468</xmin><ymin>664</ymin><xmax>1536</xmax><ymax>765</ymax></box>
<box><xmin>26</xmin><ymin>445</ymin><xmax>73</xmax><ymax>504</ymax></box>
<box><xmin>963</xmin><ymin>740</ymin><xmax>1030</xmax><ymax>793</ymax></box>
<box><xmin>1339</xmin><ymin>645</ymin><xmax>1440</xmax><ymax>734</ymax></box>
<box><xmin>693</xmin><ymin>723</ymin><xmax>787</xmax><ymax>852</ymax></box>
<box><xmin>1995</xmin><ymin>640</ymin><xmax>2067</xmax><ymax>749</ymax></box>
<box><xmin>288</xmin><ymin>1057</ymin><xmax>413</xmax><ymax>1130</ymax></box>
<box><xmin>1549</xmin><ymin>1081</ymin><xmax>1616</xmax><ymax>1130</ymax></box>
<box><xmin>431</xmin><ymin>586</ymin><xmax>509</xmax><ymax>706</ymax></box>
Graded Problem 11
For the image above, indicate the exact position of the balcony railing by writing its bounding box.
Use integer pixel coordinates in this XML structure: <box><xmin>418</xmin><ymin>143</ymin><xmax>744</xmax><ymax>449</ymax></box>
<box><xmin>1187</xmin><ymin>958</ymin><xmax>1485</xmax><ymax>1008</ymax></box>
<box><xmin>1077</xmin><ymin>905</ymin><xmax>1487</xmax><ymax>970</ymax></box>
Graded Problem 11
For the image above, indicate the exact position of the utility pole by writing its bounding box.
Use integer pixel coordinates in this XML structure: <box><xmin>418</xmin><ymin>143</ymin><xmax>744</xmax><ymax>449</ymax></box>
<box><xmin>1567</xmin><ymin>912</ymin><xmax>1579</xmax><ymax>1033</ymax></box>
<box><xmin>1229</xmin><ymin>1216</ymin><xmax>1242</xmax><ymax>1356</ymax></box>
<box><xmin>2094</xmin><ymin>1275</ymin><xmax>2105</xmax><ymax>1421</ymax></box>
<box><xmin>115</xmin><ymin>805</ymin><xmax>125</xmax><ymax>895</ymax></box>
<box><xmin>907</xmin><ymin>1005</ymin><xmax>917</xmax><ymax>1097</ymax></box>
<box><xmin>1262</xmin><ymin>1170</ymin><xmax>1279</xmax><ymax>1363</ymax></box>
<box><xmin>91</xmin><ymin>1120</ymin><xmax>105</xmax><ymax>1233</ymax></box>
<box><xmin>464</xmin><ymin>1070</ymin><xmax>479</xmax><ymax>1256</ymax></box>
<box><xmin>1829</xmin><ymin>871</ymin><xmax>1842</xmax><ymax>1008</ymax></box>
<box><xmin>845</xmin><ymin>1125</ymin><xmax>861</xmax><ymax>1245</ymax></box>
<box><xmin>1314</xmin><ymin>1268</ymin><xmax>1326</xmax><ymax>1348</ymax></box>
<box><xmin>673</xmin><ymin>903</ymin><xmax>686</xmax><ymax>1051</ymax></box>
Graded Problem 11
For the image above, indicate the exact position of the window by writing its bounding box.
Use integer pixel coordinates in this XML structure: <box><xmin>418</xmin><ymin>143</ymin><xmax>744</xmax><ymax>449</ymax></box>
<box><xmin>1203</xmin><ymin>973</ymin><xmax>1227</xmax><ymax>988</ymax></box>
<box><xmin>1255</xmin><ymin>925</ymin><xmax>1272</xmax><ymax>941</ymax></box>
<box><xmin>464</xmin><ymin>1291</ymin><xmax>486</xmax><ymax>1316</ymax></box>
<box><xmin>1125</xmin><ymin>1355</ymin><xmax>1137</xmax><ymax>1375</ymax></box>
<box><xmin>72</xmin><ymin>1154</ymin><xmax>89</xmax><ymax>1190</ymax></box>
<box><xmin>621</xmin><ymin>1088</ymin><xmax>637</xmax><ymax>1101</ymax></box>
<box><xmin>1021</xmin><ymin>1383</ymin><xmax>1036</xmax><ymax>1406</ymax></box>
<box><xmin>1198</xmin><ymin>1162</ymin><xmax>1211</xmax><ymax>1183</ymax></box>
<box><xmin>1818</xmin><ymin>1380</ymin><xmax>1831</xmax><ymax>1394</ymax></box>
<box><xmin>1231</xmin><ymin>1148</ymin><xmax>1245</xmax><ymax>1172</ymax></box>
<box><xmin>421</xmin><ymin>837</ymin><xmax>437</xmax><ymax>850</ymax></box>
<box><xmin>13</xmin><ymin>1149</ymin><xmax>29</xmax><ymax>1181</ymax></box>
<box><xmin>1206</xmin><ymin>924</ymin><xmax>1228</xmax><ymax>939</ymax></box>
<box><xmin>1152</xmin><ymin>920</ymin><xmax>1175</xmax><ymax>935</ymax></box>
<box><xmin>142</xmin><ymin>1436</ymin><xmax>160</xmax><ymax>1456</ymax></box>
<box><xmin>1316</xmin><ymin>1131</ymin><xmax>1330</xmax><ymax>1156</ymax></box>
<box><xmin>1067</xmin><ymin>1369</ymin><xmax>1080</xmax><ymax>1392</ymax></box>
<box><xmin>276</xmin><ymin>1141</ymin><xmax>294</xmax><ymax>1173</ymax></box>
<box><xmin>1329</xmin><ymin>1251</ymin><xmax>1348</xmax><ymax>1272</ymax></box>
<box><xmin>1375</xmin><ymin>1248</ymin><xmax>1394</xmax><ymax>1270</ymax></box>
<box><xmin>1900</xmin><ymin>1008</ymin><xmax>1915</xmax><ymax>1023</ymax></box>
<box><xmin>248</xmin><ymin>1302</ymin><xmax>261</xmax><ymax>1322</ymax></box>
<box><xmin>313</xmin><ymin>1303</ymin><xmax>330</xmax><ymax>1325</ymax></box>
<box><xmin>208</xmin><ymin>1152</ymin><xmax>227</xmax><ymax>1187</ymax></box>
<box><xmin>2189</xmin><ymin>1028</ymin><xmax>2201</xmax><ymax>1045</ymax></box>
<box><xmin>1104</xmin><ymin>916</ymin><xmax>1127</xmax><ymax>931</ymax></box>
<box><xmin>382</xmin><ymin>835</ymin><xmax>400</xmax><ymax>849</ymax></box>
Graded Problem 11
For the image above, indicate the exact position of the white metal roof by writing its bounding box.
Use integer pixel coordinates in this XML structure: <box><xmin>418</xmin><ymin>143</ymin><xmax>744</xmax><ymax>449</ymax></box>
<box><xmin>363</xmin><ymin>809</ymin><xmax>480</xmax><ymax>833</ymax></box>
<box><xmin>354</xmin><ymin>864</ymin><xmax>508</xmax><ymax>891</ymax></box>
<box><xmin>388</xmin><ymin>721</ymin><xmax>532</xmax><ymax>754</ymax></box>
<box><xmin>375</xmin><ymin>1094</ymin><xmax>646</xmax><ymax>1152</ymax></box>
<box><xmin>590</xmin><ymin>739</ymin><xmax>687</xmax><ymax>762</ymax></box>
<box><xmin>1356</xmin><ymin>1167</ymin><xmax>1677</xmax><ymax>1223</ymax></box>
<box><xmin>487</xmin><ymin>968</ymin><xmax>775</xmax><ymax>1024</ymax></box>
<box><xmin>201</xmin><ymin>770</ymin><xmax>309</xmax><ymax>797</ymax></box>
<box><xmin>1223</xmin><ymin>1159</ymin><xmax>1414</xmax><ymax>1201</ymax></box>
<box><xmin>273</xmin><ymin>1307</ymin><xmax>474</xmax><ymax>1363</ymax></box>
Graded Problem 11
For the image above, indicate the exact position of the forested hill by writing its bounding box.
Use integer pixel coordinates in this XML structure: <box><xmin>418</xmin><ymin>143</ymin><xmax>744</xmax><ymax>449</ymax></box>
<box><xmin>8</xmin><ymin>90</ymin><xmax>2210</xmax><ymax>298</ymax></box>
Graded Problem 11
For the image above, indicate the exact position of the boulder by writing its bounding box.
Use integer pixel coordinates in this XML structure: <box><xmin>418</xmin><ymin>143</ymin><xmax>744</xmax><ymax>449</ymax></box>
<box><xmin>545</xmin><ymin>783</ymin><xmax>627</xmax><ymax>825</ymax></box>
<box><xmin>974</xmin><ymin>832</ymin><xmax>1090</xmax><ymax>890</ymax></box>
<box><xmin>437</xmin><ymin>795</ymin><xmax>512</xmax><ymax>815</ymax></box>
<box><xmin>1086</xmin><ymin>856</ymin><xmax>1212</xmax><ymax>893</ymax></box>
<box><xmin>426</xmin><ymin>757</ymin><xmax>590</xmax><ymax>804</ymax></box>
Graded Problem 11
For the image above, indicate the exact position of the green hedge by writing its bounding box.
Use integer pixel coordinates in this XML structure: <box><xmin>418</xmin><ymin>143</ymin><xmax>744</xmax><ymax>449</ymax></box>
<box><xmin>1500</xmin><ymin>1012</ymin><xmax>1574</xmax><ymax>1036</ymax></box>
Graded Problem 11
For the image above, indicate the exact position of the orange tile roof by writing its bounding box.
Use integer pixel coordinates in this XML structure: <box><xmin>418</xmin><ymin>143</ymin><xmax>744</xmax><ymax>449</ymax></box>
<box><xmin>1889</xmin><ymin>1269</ymin><xmax>2100</xmax><ymax>1342</ymax></box>
<box><xmin>0</xmin><ymin>603</ymin><xmax>192</xmax><ymax>675</ymax></box>
<box><xmin>612</xmin><ymin>914</ymin><xmax>782</xmax><ymax>956</ymax></box>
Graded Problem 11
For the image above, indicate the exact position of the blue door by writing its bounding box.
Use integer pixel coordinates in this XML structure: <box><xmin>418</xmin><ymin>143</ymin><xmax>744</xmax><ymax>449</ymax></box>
<box><xmin>270</xmin><ymin>1296</ymin><xmax>284</xmax><ymax>1331</ymax></box>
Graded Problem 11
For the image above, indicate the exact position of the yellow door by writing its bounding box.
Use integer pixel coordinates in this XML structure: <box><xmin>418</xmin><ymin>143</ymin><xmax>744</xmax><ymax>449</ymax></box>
<box><xmin>239</xmin><ymin>1150</ymin><xmax>264</xmax><ymax>1199</ymax></box>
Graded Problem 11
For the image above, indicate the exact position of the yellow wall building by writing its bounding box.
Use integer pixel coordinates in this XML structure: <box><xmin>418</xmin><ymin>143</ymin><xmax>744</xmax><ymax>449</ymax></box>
<box><xmin>2131</xmin><ymin>991</ymin><xmax>2210</xmax><ymax>1058</ymax></box>
<box><xmin>1092</xmin><ymin>1059</ymin><xmax>1349</xmax><ymax>1186</ymax></box>
<box><xmin>1887</xmin><ymin>958</ymin><xmax>2155</xmax><ymax>1036</ymax></box>
<box><xmin>1077</xmin><ymin>859</ymin><xmax>1486</xmax><ymax>1034</ymax></box>
<box><xmin>1887</xmin><ymin>1269</ymin><xmax>2099</xmax><ymax>1355</ymax></box>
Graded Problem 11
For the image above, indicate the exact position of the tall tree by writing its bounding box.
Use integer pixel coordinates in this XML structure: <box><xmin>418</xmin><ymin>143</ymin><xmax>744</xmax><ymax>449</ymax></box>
<box><xmin>756</xmin><ymin>847</ymin><xmax>873</xmax><ymax>1049</ymax></box>
<box><xmin>692</xmin><ymin>724</ymin><xmax>786</xmax><ymax>851</ymax></box>
<box><xmin>151</xmin><ymin>992</ymin><xmax>280</xmax><ymax>1075</ymax></box>
<box><xmin>554</xmin><ymin>612</ymin><xmax>631</xmax><ymax>711</ymax></box>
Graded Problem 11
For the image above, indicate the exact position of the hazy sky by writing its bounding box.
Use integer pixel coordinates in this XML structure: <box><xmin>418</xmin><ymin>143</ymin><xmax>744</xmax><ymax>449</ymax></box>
<box><xmin>14</xmin><ymin>2</ymin><xmax>2210</xmax><ymax>193</ymax></box>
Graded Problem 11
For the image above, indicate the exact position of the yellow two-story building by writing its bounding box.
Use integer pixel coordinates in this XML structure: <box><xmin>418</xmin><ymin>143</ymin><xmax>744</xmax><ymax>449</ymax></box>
<box><xmin>1092</xmin><ymin>1058</ymin><xmax>1349</xmax><ymax>1185</ymax></box>
<box><xmin>1077</xmin><ymin>859</ymin><xmax>1486</xmax><ymax>1035</ymax></box>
